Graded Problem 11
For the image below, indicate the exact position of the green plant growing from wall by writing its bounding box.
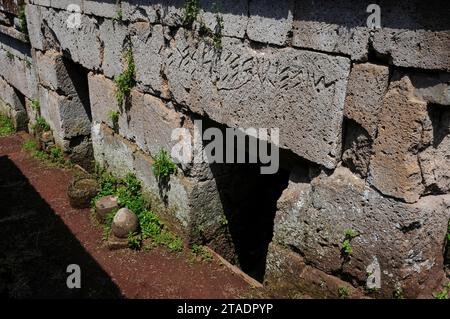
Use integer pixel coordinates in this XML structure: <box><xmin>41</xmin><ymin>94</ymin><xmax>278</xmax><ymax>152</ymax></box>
<box><xmin>35</xmin><ymin>116</ymin><xmax>50</xmax><ymax>131</ymax></box>
<box><xmin>31</xmin><ymin>99</ymin><xmax>40</xmax><ymax>111</ymax></box>
<box><xmin>6</xmin><ymin>51</ymin><xmax>14</xmax><ymax>61</ymax></box>
<box><xmin>338</xmin><ymin>286</ymin><xmax>350</xmax><ymax>299</ymax></box>
<box><xmin>341</xmin><ymin>228</ymin><xmax>359</xmax><ymax>257</ymax></box>
<box><xmin>108</xmin><ymin>110</ymin><xmax>120</xmax><ymax>127</ymax></box>
<box><xmin>0</xmin><ymin>114</ymin><xmax>14</xmax><ymax>137</ymax></box>
<box><xmin>152</xmin><ymin>148</ymin><xmax>177</xmax><ymax>179</ymax></box>
<box><xmin>114</xmin><ymin>48</ymin><xmax>135</xmax><ymax>106</ymax></box>
<box><xmin>434</xmin><ymin>282</ymin><xmax>450</xmax><ymax>299</ymax></box>
<box><xmin>18</xmin><ymin>5</ymin><xmax>29</xmax><ymax>38</ymax></box>
<box><xmin>182</xmin><ymin>0</ymin><xmax>200</xmax><ymax>26</ymax></box>
<box><xmin>113</xmin><ymin>9</ymin><xmax>123</xmax><ymax>22</ymax></box>
<box><xmin>212</xmin><ymin>8</ymin><xmax>224</xmax><ymax>50</ymax></box>
<box><xmin>393</xmin><ymin>286</ymin><xmax>404</xmax><ymax>299</ymax></box>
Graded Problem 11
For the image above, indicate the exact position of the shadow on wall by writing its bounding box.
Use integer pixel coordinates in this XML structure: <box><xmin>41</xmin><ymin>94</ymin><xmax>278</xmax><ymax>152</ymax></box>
<box><xmin>0</xmin><ymin>156</ymin><xmax>122</xmax><ymax>298</ymax></box>
<box><xmin>199</xmin><ymin>117</ymin><xmax>312</xmax><ymax>282</ymax></box>
<box><xmin>125</xmin><ymin>0</ymin><xmax>449</xmax><ymax>31</ymax></box>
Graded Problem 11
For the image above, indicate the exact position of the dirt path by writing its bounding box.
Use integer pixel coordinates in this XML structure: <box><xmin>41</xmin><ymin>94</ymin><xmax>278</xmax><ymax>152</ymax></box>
<box><xmin>0</xmin><ymin>133</ymin><xmax>253</xmax><ymax>298</ymax></box>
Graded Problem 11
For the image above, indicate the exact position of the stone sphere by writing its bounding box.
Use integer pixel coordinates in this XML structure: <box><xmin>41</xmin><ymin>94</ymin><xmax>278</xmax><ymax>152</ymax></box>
<box><xmin>111</xmin><ymin>208</ymin><xmax>139</xmax><ymax>238</ymax></box>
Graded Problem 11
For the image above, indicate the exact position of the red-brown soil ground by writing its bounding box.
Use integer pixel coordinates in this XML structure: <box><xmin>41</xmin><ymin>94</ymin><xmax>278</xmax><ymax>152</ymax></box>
<box><xmin>0</xmin><ymin>133</ymin><xmax>254</xmax><ymax>298</ymax></box>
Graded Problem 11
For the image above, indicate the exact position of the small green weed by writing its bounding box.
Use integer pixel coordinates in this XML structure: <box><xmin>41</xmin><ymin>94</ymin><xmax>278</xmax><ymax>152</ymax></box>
<box><xmin>182</xmin><ymin>0</ymin><xmax>200</xmax><ymax>26</ymax></box>
<box><xmin>22</xmin><ymin>139</ymin><xmax>38</xmax><ymax>152</ymax></box>
<box><xmin>18</xmin><ymin>5</ymin><xmax>28</xmax><ymax>37</ymax></box>
<box><xmin>341</xmin><ymin>228</ymin><xmax>359</xmax><ymax>257</ymax></box>
<box><xmin>0</xmin><ymin>114</ymin><xmax>14</xmax><ymax>137</ymax></box>
<box><xmin>338</xmin><ymin>286</ymin><xmax>350</xmax><ymax>299</ymax></box>
<box><xmin>31</xmin><ymin>99</ymin><xmax>40</xmax><ymax>111</ymax></box>
<box><xmin>114</xmin><ymin>48</ymin><xmax>135</xmax><ymax>106</ymax></box>
<box><xmin>191</xmin><ymin>244</ymin><xmax>213</xmax><ymax>262</ymax></box>
<box><xmin>127</xmin><ymin>231</ymin><xmax>142</xmax><ymax>250</ymax></box>
<box><xmin>35</xmin><ymin>116</ymin><xmax>50</xmax><ymax>131</ymax></box>
<box><xmin>152</xmin><ymin>148</ymin><xmax>177</xmax><ymax>179</ymax></box>
<box><xmin>6</xmin><ymin>51</ymin><xmax>14</xmax><ymax>61</ymax></box>
<box><xmin>92</xmin><ymin>169</ymin><xmax>183</xmax><ymax>252</ymax></box>
<box><xmin>434</xmin><ymin>282</ymin><xmax>450</xmax><ymax>299</ymax></box>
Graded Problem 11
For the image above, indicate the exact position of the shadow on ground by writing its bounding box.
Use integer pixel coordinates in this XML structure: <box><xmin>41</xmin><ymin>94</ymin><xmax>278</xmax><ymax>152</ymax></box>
<box><xmin>0</xmin><ymin>155</ymin><xmax>122</xmax><ymax>298</ymax></box>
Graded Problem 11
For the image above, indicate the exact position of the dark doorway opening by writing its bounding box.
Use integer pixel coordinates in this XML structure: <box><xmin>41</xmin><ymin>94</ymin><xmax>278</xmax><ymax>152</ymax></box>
<box><xmin>201</xmin><ymin>118</ymin><xmax>290</xmax><ymax>282</ymax></box>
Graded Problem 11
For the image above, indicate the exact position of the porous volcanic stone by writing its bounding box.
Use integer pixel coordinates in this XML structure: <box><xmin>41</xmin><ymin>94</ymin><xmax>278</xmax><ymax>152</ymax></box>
<box><xmin>95</xmin><ymin>195</ymin><xmax>119</xmax><ymax>222</ymax></box>
<box><xmin>67</xmin><ymin>177</ymin><xmax>98</xmax><ymax>209</ymax></box>
<box><xmin>111</xmin><ymin>208</ymin><xmax>139</xmax><ymax>238</ymax></box>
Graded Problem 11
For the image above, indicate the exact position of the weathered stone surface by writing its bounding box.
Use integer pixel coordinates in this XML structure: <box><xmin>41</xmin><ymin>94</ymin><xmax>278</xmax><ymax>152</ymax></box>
<box><xmin>419</xmin><ymin>106</ymin><xmax>450</xmax><ymax>194</ymax></box>
<box><xmin>0</xmin><ymin>76</ymin><xmax>27</xmax><ymax>130</ymax></box>
<box><xmin>271</xmin><ymin>166</ymin><xmax>450</xmax><ymax>297</ymax></box>
<box><xmin>95</xmin><ymin>195</ymin><xmax>119</xmax><ymax>221</ymax></box>
<box><xmin>67</xmin><ymin>177</ymin><xmax>98</xmax><ymax>209</ymax></box>
<box><xmin>122</xmin><ymin>0</ymin><xmax>184</xmax><ymax>26</ymax></box>
<box><xmin>39</xmin><ymin>86</ymin><xmax>91</xmax><ymax>139</ymax></box>
<box><xmin>35</xmin><ymin>50</ymin><xmax>77</xmax><ymax>96</ymax></box>
<box><xmin>408</xmin><ymin>72</ymin><xmax>450</xmax><ymax>106</ymax></box>
<box><xmin>88</xmin><ymin>73</ymin><xmax>184</xmax><ymax>158</ymax></box>
<box><xmin>99</xmin><ymin>19</ymin><xmax>128</xmax><ymax>79</ymax></box>
<box><xmin>342</xmin><ymin>120</ymin><xmax>372</xmax><ymax>178</ymax></box>
<box><xmin>247</xmin><ymin>0</ymin><xmax>293</xmax><ymax>46</ymax></box>
<box><xmin>372</xmin><ymin>1</ymin><xmax>450</xmax><ymax>71</ymax></box>
<box><xmin>25</xmin><ymin>4</ymin><xmax>45</xmax><ymax>51</ymax></box>
<box><xmin>106</xmin><ymin>233</ymin><xmax>129</xmax><ymax>250</ymax></box>
<box><xmin>344</xmin><ymin>63</ymin><xmax>389</xmax><ymax>138</ymax></box>
<box><xmin>373</xmin><ymin>30</ymin><xmax>450</xmax><ymax>71</ymax></box>
<box><xmin>130</xmin><ymin>23</ymin><xmax>166</xmax><ymax>95</ymax></box>
<box><xmin>199</xmin><ymin>0</ymin><xmax>248</xmax><ymax>38</ymax></box>
<box><xmin>369</xmin><ymin>75</ymin><xmax>430</xmax><ymax>203</ymax></box>
<box><xmin>112</xmin><ymin>208</ymin><xmax>139</xmax><ymax>238</ymax></box>
<box><xmin>164</xmin><ymin>30</ymin><xmax>350</xmax><ymax>168</ymax></box>
<box><xmin>84</xmin><ymin>0</ymin><xmax>121</xmax><ymax>19</ymax></box>
<box><xmin>265</xmin><ymin>243</ymin><xmax>365</xmax><ymax>299</ymax></box>
<box><xmin>0</xmin><ymin>48</ymin><xmax>38</xmax><ymax>99</ymax></box>
<box><xmin>69</xmin><ymin>136</ymin><xmax>94</xmax><ymax>171</ymax></box>
<box><xmin>292</xmin><ymin>0</ymin><xmax>370</xmax><ymax>61</ymax></box>
<box><xmin>38</xmin><ymin>7</ymin><xmax>102</xmax><ymax>70</ymax></box>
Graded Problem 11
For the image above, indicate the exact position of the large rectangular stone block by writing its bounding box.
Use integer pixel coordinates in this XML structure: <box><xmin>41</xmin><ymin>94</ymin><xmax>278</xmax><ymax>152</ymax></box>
<box><xmin>344</xmin><ymin>63</ymin><xmax>389</xmax><ymax>138</ymax></box>
<box><xmin>39</xmin><ymin>85</ymin><xmax>91</xmax><ymax>139</ymax></box>
<box><xmin>292</xmin><ymin>0</ymin><xmax>370</xmax><ymax>61</ymax></box>
<box><xmin>247</xmin><ymin>0</ymin><xmax>294</xmax><ymax>46</ymax></box>
<box><xmin>162</xmin><ymin>29</ymin><xmax>351</xmax><ymax>168</ymax></box>
<box><xmin>369</xmin><ymin>74</ymin><xmax>430</xmax><ymax>203</ymax></box>
<box><xmin>84</xmin><ymin>0</ymin><xmax>120</xmax><ymax>19</ymax></box>
<box><xmin>122</xmin><ymin>0</ymin><xmax>184</xmax><ymax>26</ymax></box>
<box><xmin>99</xmin><ymin>19</ymin><xmax>128</xmax><ymax>79</ymax></box>
<box><xmin>35</xmin><ymin>50</ymin><xmax>77</xmax><ymax>96</ymax></box>
<box><xmin>0</xmin><ymin>48</ymin><xmax>38</xmax><ymax>99</ymax></box>
<box><xmin>88</xmin><ymin>73</ymin><xmax>185</xmax><ymax>158</ymax></box>
<box><xmin>272</xmin><ymin>166</ymin><xmax>450</xmax><ymax>298</ymax></box>
<box><xmin>0</xmin><ymin>76</ymin><xmax>27</xmax><ymax>130</ymax></box>
<box><xmin>38</xmin><ymin>7</ymin><xmax>102</xmax><ymax>70</ymax></box>
<box><xmin>199</xmin><ymin>0</ymin><xmax>248</xmax><ymax>39</ymax></box>
<box><xmin>372</xmin><ymin>0</ymin><xmax>450</xmax><ymax>71</ymax></box>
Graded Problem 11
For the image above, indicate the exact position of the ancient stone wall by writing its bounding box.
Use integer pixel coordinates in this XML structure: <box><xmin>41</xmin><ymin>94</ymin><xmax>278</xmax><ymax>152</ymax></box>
<box><xmin>0</xmin><ymin>0</ymin><xmax>449</xmax><ymax>298</ymax></box>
